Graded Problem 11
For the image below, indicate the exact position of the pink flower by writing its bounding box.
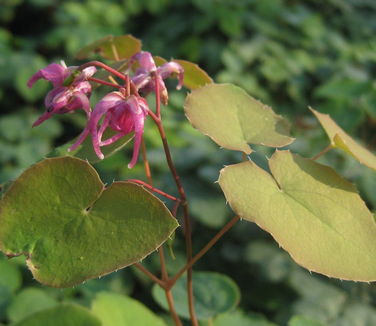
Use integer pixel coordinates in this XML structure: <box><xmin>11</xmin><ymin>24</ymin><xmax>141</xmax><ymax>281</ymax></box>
<box><xmin>130</xmin><ymin>52</ymin><xmax>184</xmax><ymax>105</ymax></box>
<box><xmin>28</xmin><ymin>62</ymin><xmax>96</xmax><ymax>126</ymax></box>
<box><xmin>69</xmin><ymin>91</ymin><xmax>149</xmax><ymax>168</ymax></box>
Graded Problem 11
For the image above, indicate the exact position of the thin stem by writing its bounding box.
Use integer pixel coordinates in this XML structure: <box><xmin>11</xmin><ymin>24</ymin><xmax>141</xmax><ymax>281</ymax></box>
<box><xmin>153</xmin><ymin>71</ymin><xmax>161</xmax><ymax>118</ymax></box>
<box><xmin>311</xmin><ymin>144</ymin><xmax>332</xmax><ymax>160</ymax></box>
<box><xmin>165</xmin><ymin>288</ymin><xmax>184</xmax><ymax>326</ymax></box>
<box><xmin>169</xmin><ymin>216</ymin><xmax>240</xmax><ymax>288</ymax></box>
<box><xmin>141</xmin><ymin>137</ymin><xmax>153</xmax><ymax>185</ymax></box>
<box><xmin>139</xmin><ymin>138</ymin><xmax>183</xmax><ymax>326</ymax></box>
<box><xmin>79</xmin><ymin>61</ymin><xmax>127</xmax><ymax>81</ymax></box>
<box><xmin>127</xmin><ymin>179</ymin><xmax>180</xmax><ymax>202</ymax></box>
<box><xmin>151</xmin><ymin>89</ymin><xmax>198</xmax><ymax>326</ymax></box>
<box><xmin>159</xmin><ymin>247</ymin><xmax>183</xmax><ymax>326</ymax></box>
<box><xmin>134</xmin><ymin>263</ymin><xmax>164</xmax><ymax>287</ymax></box>
<box><xmin>88</xmin><ymin>77</ymin><xmax>122</xmax><ymax>89</ymax></box>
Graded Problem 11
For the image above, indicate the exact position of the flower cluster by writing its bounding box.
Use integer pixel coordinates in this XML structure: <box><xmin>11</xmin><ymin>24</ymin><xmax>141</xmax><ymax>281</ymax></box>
<box><xmin>28</xmin><ymin>52</ymin><xmax>184</xmax><ymax>168</ymax></box>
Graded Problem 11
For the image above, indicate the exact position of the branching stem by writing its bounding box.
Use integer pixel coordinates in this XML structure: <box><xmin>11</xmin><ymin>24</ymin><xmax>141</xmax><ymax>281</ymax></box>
<box><xmin>168</xmin><ymin>216</ymin><xmax>240</xmax><ymax>288</ymax></box>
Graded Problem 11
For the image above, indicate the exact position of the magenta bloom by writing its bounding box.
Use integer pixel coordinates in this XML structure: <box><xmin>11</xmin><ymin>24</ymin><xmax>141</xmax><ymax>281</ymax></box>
<box><xmin>130</xmin><ymin>52</ymin><xmax>184</xmax><ymax>105</ymax></box>
<box><xmin>28</xmin><ymin>62</ymin><xmax>96</xmax><ymax>126</ymax></box>
<box><xmin>69</xmin><ymin>92</ymin><xmax>149</xmax><ymax>168</ymax></box>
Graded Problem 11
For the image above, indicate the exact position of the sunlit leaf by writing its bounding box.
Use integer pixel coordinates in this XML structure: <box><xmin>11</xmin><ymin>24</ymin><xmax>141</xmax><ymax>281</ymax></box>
<box><xmin>152</xmin><ymin>271</ymin><xmax>240</xmax><ymax>320</ymax></box>
<box><xmin>91</xmin><ymin>292</ymin><xmax>167</xmax><ymax>326</ymax></box>
<box><xmin>219</xmin><ymin>150</ymin><xmax>376</xmax><ymax>281</ymax></box>
<box><xmin>310</xmin><ymin>107</ymin><xmax>376</xmax><ymax>171</ymax></box>
<box><xmin>75</xmin><ymin>35</ymin><xmax>141</xmax><ymax>61</ymax></box>
<box><xmin>0</xmin><ymin>157</ymin><xmax>178</xmax><ymax>287</ymax></box>
<box><xmin>185</xmin><ymin>83</ymin><xmax>294</xmax><ymax>153</ymax></box>
<box><xmin>174</xmin><ymin>59</ymin><xmax>213</xmax><ymax>89</ymax></box>
<box><xmin>13</xmin><ymin>304</ymin><xmax>101</xmax><ymax>326</ymax></box>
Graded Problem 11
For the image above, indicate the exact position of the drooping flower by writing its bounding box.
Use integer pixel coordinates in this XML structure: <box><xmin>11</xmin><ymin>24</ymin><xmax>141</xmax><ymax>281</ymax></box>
<box><xmin>28</xmin><ymin>62</ymin><xmax>96</xmax><ymax>126</ymax></box>
<box><xmin>130</xmin><ymin>51</ymin><xmax>184</xmax><ymax>105</ymax></box>
<box><xmin>69</xmin><ymin>91</ymin><xmax>149</xmax><ymax>168</ymax></box>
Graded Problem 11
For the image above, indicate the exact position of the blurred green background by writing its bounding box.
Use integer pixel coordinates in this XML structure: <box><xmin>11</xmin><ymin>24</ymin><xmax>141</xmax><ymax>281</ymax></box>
<box><xmin>1</xmin><ymin>0</ymin><xmax>376</xmax><ymax>325</ymax></box>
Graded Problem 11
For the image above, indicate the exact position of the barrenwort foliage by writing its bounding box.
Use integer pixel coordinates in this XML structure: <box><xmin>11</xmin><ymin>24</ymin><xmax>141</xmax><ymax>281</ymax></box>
<box><xmin>0</xmin><ymin>34</ymin><xmax>375</xmax><ymax>326</ymax></box>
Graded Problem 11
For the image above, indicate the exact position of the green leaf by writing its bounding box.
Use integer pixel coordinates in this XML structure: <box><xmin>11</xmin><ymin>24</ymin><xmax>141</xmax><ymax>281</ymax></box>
<box><xmin>0</xmin><ymin>259</ymin><xmax>22</xmax><ymax>293</ymax></box>
<box><xmin>214</xmin><ymin>311</ymin><xmax>278</xmax><ymax>326</ymax></box>
<box><xmin>0</xmin><ymin>157</ymin><xmax>178</xmax><ymax>287</ymax></box>
<box><xmin>7</xmin><ymin>288</ymin><xmax>58</xmax><ymax>323</ymax></box>
<box><xmin>152</xmin><ymin>271</ymin><xmax>240</xmax><ymax>320</ymax></box>
<box><xmin>91</xmin><ymin>292</ymin><xmax>167</xmax><ymax>326</ymax></box>
<box><xmin>75</xmin><ymin>35</ymin><xmax>142</xmax><ymax>61</ymax></box>
<box><xmin>288</xmin><ymin>315</ymin><xmax>329</xmax><ymax>326</ymax></box>
<box><xmin>13</xmin><ymin>304</ymin><xmax>101</xmax><ymax>326</ymax></box>
<box><xmin>219</xmin><ymin>150</ymin><xmax>376</xmax><ymax>281</ymax></box>
<box><xmin>184</xmin><ymin>84</ymin><xmax>294</xmax><ymax>154</ymax></box>
<box><xmin>173</xmin><ymin>60</ymin><xmax>213</xmax><ymax>89</ymax></box>
<box><xmin>47</xmin><ymin>129</ymin><xmax>133</xmax><ymax>164</ymax></box>
<box><xmin>310</xmin><ymin>108</ymin><xmax>376</xmax><ymax>171</ymax></box>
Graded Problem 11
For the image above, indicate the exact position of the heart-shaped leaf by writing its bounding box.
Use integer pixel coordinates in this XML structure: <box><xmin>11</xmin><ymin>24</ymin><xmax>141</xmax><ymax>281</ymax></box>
<box><xmin>91</xmin><ymin>292</ymin><xmax>167</xmax><ymax>326</ymax></box>
<box><xmin>310</xmin><ymin>107</ymin><xmax>376</xmax><ymax>171</ymax></box>
<box><xmin>0</xmin><ymin>157</ymin><xmax>178</xmax><ymax>287</ymax></box>
<box><xmin>13</xmin><ymin>304</ymin><xmax>100</xmax><ymax>326</ymax></box>
<box><xmin>184</xmin><ymin>83</ymin><xmax>294</xmax><ymax>154</ymax></box>
<box><xmin>173</xmin><ymin>60</ymin><xmax>213</xmax><ymax>90</ymax></box>
<box><xmin>47</xmin><ymin>129</ymin><xmax>133</xmax><ymax>164</ymax></box>
<box><xmin>152</xmin><ymin>271</ymin><xmax>240</xmax><ymax>320</ymax></box>
<box><xmin>219</xmin><ymin>150</ymin><xmax>376</xmax><ymax>281</ymax></box>
<box><xmin>75</xmin><ymin>35</ymin><xmax>141</xmax><ymax>61</ymax></box>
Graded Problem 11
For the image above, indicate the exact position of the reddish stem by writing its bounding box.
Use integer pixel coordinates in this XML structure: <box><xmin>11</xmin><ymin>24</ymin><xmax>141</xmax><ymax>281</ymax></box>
<box><xmin>79</xmin><ymin>61</ymin><xmax>128</xmax><ymax>81</ymax></box>
<box><xmin>134</xmin><ymin>263</ymin><xmax>164</xmax><ymax>287</ymax></box>
<box><xmin>150</xmin><ymin>89</ymin><xmax>198</xmax><ymax>326</ymax></box>
<box><xmin>88</xmin><ymin>77</ymin><xmax>122</xmax><ymax>89</ymax></box>
<box><xmin>168</xmin><ymin>216</ymin><xmax>240</xmax><ymax>288</ymax></box>
<box><xmin>127</xmin><ymin>179</ymin><xmax>180</xmax><ymax>202</ymax></box>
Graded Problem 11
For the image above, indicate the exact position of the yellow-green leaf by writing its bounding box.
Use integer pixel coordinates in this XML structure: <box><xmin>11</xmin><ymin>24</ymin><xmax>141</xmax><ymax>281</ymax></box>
<box><xmin>173</xmin><ymin>59</ymin><xmax>213</xmax><ymax>89</ymax></box>
<box><xmin>219</xmin><ymin>150</ymin><xmax>376</xmax><ymax>281</ymax></box>
<box><xmin>75</xmin><ymin>35</ymin><xmax>141</xmax><ymax>61</ymax></box>
<box><xmin>310</xmin><ymin>108</ymin><xmax>376</xmax><ymax>171</ymax></box>
<box><xmin>185</xmin><ymin>83</ymin><xmax>294</xmax><ymax>154</ymax></box>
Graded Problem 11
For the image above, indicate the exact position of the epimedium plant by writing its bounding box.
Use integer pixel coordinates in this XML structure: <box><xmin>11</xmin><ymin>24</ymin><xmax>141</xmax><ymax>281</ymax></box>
<box><xmin>0</xmin><ymin>34</ymin><xmax>375</xmax><ymax>326</ymax></box>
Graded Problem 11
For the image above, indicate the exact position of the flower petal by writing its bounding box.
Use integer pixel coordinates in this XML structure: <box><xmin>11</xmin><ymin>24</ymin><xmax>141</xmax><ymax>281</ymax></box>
<box><xmin>28</xmin><ymin>63</ymin><xmax>67</xmax><ymax>88</ymax></box>
<box><xmin>158</xmin><ymin>61</ymin><xmax>184</xmax><ymax>90</ymax></box>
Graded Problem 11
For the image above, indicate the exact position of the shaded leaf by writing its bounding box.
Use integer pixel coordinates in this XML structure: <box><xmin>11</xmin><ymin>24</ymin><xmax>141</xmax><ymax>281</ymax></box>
<box><xmin>219</xmin><ymin>150</ymin><xmax>376</xmax><ymax>281</ymax></box>
<box><xmin>310</xmin><ymin>108</ymin><xmax>376</xmax><ymax>171</ymax></box>
<box><xmin>289</xmin><ymin>315</ymin><xmax>329</xmax><ymax>326</ymax></box>
<box><xmin>47</xmin><ymin>129</ymin><xmax>133</xmax><ymax>164</ymax></box>
<box><xmin>91</xmin><ymin>292</ymin><xmax>167</xmax><ymax>326</ymax></box>
<box><xmin>215</xmin><ymin>310</ymin><xmax>278</xmax><ymax>326</ymax></box>
<box><xmin>7</xmin><ymin>288</ymin><xmax>58</xmax><ymax>323</ymax></box>
<box><xmin>13</xmin><ymin>304</ymin><xmax>101</xmax><ymax>326</ymax></box>
<box><xmin>0</xmin><ymin>157</ymin><xmax>178</xmax><ymax>287</ymax></box>
<box><xmin>0</xmin><ymin>259</ymin><xmax>21</xmax><ymax>293</ymax></box>
<box><xmin>152</xmin><ymin>271</ymin><xmax>240</xmax><ymax>320</ymax></box>
<box><xmin>185</xmin><ymin>83</ymin><xmax>294</xmax><ymax>153</ymax></box>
